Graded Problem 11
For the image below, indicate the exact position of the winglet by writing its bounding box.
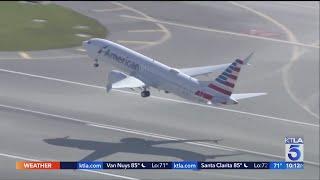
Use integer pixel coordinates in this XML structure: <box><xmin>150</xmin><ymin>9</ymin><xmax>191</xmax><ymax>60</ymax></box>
<box><xmin>243</xmin><ymin>52</ymin><xmax>254</xmax><ymax>65</ymax></box>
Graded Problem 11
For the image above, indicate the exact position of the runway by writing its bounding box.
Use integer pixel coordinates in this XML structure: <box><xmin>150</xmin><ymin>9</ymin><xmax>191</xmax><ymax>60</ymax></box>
<box><xmin>0</xmin><ymin>1</ymin><xmax>319</xmax><ymax>179</ymax></box>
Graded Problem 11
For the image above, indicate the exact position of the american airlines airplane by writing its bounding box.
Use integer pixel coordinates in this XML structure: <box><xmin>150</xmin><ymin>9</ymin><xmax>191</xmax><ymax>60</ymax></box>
<box><xmin>83</xmin><ymin>38</ymin><xmax>266</xmax><ymax>105</ymax></box>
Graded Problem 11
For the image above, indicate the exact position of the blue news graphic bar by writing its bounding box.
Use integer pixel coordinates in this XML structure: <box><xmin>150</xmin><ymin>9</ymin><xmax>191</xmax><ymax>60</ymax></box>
<box><xmin>77</xmin><ymin>162</ymin><xmax>103</xmax><ymax>169</ymax></box>
<box><xmin>60</xmin><ymin>162</ymin><xmax>77</xmax><ymax>169</ymax></box>
<box><xmin>200</xmin><ymin>162</ymin><xmax>269</xmax><ymax>169</ymax></box>
<box><xmin>285</xmin><ymin>162</ymin><xmax>304</xmax><ymax>169</ymax></box>
<box><xmin>269</xmin><ymin>162</ymin><xmax>304</xmax><ymax>170</ymax></box>
<box><xmin>269</xmin><ymin>162</ymin><xmax>286</xmax><ymax>169</ymax></box>
<box><xmin>172</xmin><ymin>161</ymin><xmax>198</xmax><ymax>170</ymax></box>
<box><xmin>58</xmin><ymin>161</ymin><xmax>304</xmax><ymax>170</ymax></box>
<box><xmin>285</xmin><ymin>137</ymin><xmax>304</xmax><ymax>144</ymax></box>
<box><xmin>103</xmin><ymin>162</ymin><xmax>171</xmax><ymax>169</ymax></box>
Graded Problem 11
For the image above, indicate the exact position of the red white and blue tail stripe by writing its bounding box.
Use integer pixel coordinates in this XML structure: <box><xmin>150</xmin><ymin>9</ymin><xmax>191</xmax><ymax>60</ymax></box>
<box><xmin>207</xmin><ymin>53</ymin><xmax>253</xmax><ymax>97</ymax></box>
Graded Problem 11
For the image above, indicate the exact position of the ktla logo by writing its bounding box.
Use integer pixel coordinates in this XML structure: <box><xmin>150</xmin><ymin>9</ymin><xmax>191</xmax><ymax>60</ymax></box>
<box><xmin>285</xmin><ymin>137</ymin><xmax>304</xmax><ymax>162</ymax></box>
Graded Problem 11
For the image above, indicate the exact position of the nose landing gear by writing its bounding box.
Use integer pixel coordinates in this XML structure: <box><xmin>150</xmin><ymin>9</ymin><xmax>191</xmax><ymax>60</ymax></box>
<box><xmin>94</xmin><ymin>59</ymin><xmax>99</xmax><ymax>67</ymax></box>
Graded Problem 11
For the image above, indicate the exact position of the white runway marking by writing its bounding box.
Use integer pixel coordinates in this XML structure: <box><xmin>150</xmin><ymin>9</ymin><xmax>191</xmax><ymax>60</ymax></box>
<box><xmin>92</xmin><ymin>7</ymin><xmax>126</xmax><ymax>12</ymax></box>
<box><xmin>18</xmin><ymin>52</ymin><xmax>31</xmax><ymax>59</ymax></box>
<box><xmin>128</xmin><ymin>29</ymin><xmax>164</xmax><ymax>33</ymax></box>
<box><xmin>228</xmin><ymin>1</ymin><xmax>319</xmax><ymax>120</ymax></box>
<box><xmin>120</xmin><ymin>14</ymin><xmax>319</xmax><ymax>49</ymax></box>
<box><xmin>282</xmin><ymin>42</ymin><xmax>319</xmax><ymax>119</ymax></box>
<box><xmin>113</xmin><ymin>2</ymin><xmax>171</xmax><ymax>51</ymax></box>
<box><xmin>275</xmin><ymin>1</ymin><xmax>319</xmax><ymax>9</ymax></box>
<box><xmin>117</xmin><ymin>40</ymin><xmax>155</xmax><ymax>45</ymax></box>
<box><xmin>75</xmin><ymin>33</ymin><xmax>91</xmax><ymax>38</ymax></box>
<box><xmin>0</xmin><ymin>153</ymin><xmax>38</xmax><ymax>161</ymax></box>
<box><xmin>0</xmin><ymin>103</ymin><xmax>318</xmax><ymax>166</ymax></box>
<box><xmin>0</xmin><ymin>68</ymin><xmax>318</xmax><ymax>127</ymax></box>
<box><xmin>0</xmin><ymin>152</ymin><xmax>139</xmax><ymax>180</ymax></box>
<box><xmin>0</xmin><ymin>55</ymin><xmax>86</xmax><ymax>60</ymax></box>
<box><xmin>87</xmin><ymin>124</ymin><xmax>231</xmax><ymax>151</ymax></box>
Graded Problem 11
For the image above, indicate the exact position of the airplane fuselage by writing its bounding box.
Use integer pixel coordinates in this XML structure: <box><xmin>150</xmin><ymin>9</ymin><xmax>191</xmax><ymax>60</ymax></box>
<box><xmin>96</xmin><ymin>41</ymin><xmax>203</xmax><ymax>103</ymax></box>
<box><xmin>82</xmin><ymin>38</ymin><xmax>248</xmax><ymax>105</ymax></box>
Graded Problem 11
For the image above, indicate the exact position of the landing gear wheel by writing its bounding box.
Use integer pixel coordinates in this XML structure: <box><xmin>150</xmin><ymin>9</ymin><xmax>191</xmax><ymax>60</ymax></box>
<box><xmin>141</xmin><ymin>91</ymin><xmax>150</xmax><ymax>97</ymax></box>
<box><xmin>94</xmin><ymin>59</ymin><xmax>99</xmax><ymax>67</ymax></box>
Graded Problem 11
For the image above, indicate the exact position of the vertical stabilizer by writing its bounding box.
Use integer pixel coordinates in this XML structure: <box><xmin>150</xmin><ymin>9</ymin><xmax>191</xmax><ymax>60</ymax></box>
<box><xmin>207</xmin><ymin>53</ymin><xmax>253</xmax><ymax>97</ymax></box>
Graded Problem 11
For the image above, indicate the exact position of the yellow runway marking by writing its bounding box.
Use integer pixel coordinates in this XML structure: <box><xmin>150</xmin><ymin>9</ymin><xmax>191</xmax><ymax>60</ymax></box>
<box><xmin>229</xmin><ymin>1</ymin><xmax>319</xmax><ymax>119</ymax></box>
<box><xmin>18</xmin><ymin>52</ymin><xmax>31</xmax><ymax>59</ymax></box>
<box><xmin>76</xmin><ymin>48</ymin><xmax>86</xmax><ymax>52</ymax></box>
<box><xmin>117</xmin><ymin>40</ymin><xmax>155</xmax><ymax>45</ymax></box>
<box><xmin>120</xmin><ymin>14</ymin><xmax>319</xmax><ymax>49</ymax></box>
<box><xmin>113</xmin><ymin>2</ymin><xmax>171</xmax><ymax>51</ymax></box>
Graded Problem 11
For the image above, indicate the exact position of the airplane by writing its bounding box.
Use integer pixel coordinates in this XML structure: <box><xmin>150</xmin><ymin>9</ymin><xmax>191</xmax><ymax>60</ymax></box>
<box><xmin>82</xmin><ymin>38</ymin><xmax>266</xmax><ymax>105</ymax></box>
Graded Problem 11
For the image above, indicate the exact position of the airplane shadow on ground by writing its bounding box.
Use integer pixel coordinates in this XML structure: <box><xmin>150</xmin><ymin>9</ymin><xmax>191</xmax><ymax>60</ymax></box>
<box><xmin>43</xmin><ymin>137</ymin><xmax>243</xmax><ymax>161</ymax></box>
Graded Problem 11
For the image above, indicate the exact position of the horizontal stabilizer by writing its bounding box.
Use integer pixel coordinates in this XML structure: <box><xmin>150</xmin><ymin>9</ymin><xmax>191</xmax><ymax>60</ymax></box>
<box><xmin>231</xmin><ymin>92</ymin><xmax>267</xmax><ymax>100</ymax></box>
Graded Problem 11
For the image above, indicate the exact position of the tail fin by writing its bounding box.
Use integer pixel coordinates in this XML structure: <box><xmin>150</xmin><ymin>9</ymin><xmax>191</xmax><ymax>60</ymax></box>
<box><xmin>206</xmin><ymin>52</ymin><xmax>253</xmax><ymax>97</ymax></box>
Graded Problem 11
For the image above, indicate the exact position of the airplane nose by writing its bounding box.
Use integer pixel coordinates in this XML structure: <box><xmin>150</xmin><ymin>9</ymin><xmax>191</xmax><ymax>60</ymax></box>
<box><xmin>82</xmin><ymin>40</ymin><xmax>97</xmax><ymax>59</ymax></box>
<box><xmin>82</xmin><ymin>40</ymin><xmax>88</xmax><ymax>49</ymax></box>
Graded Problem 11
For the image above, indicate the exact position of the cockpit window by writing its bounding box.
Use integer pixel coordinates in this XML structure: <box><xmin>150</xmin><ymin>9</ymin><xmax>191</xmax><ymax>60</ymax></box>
<box><xmin>87</xmin><ymin>40</ymin><xmax>91</xmax><ymax>44</ymax></box>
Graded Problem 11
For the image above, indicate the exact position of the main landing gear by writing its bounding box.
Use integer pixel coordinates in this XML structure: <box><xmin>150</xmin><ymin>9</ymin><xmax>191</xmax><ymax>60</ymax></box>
<box><xmin>94</xmin><ymin>59</ymin><xmax>99</xmax><ymax>67</ymax></box>
<box><xmin>141</xmin><ymin>90</ymin><xmax>150</xmax><ymax>97</ymax></box>
<box><xmin>141</xmin><ymin>87</ymin><xmax>150</xmax><ymax>97</ymax></box>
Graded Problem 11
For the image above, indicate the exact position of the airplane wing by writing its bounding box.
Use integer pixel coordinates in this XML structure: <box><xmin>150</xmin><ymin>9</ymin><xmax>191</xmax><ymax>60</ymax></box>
<box><xmin>106</xmin><ymin>70</ymin><xmax>145</xmax><ymax>92</ymax></box>
<box><xmin>179</xmin><ymin>63</ymin><xmax>230</xmax><ymax>77</ymax></box>
<box><xmin>230</xmin><ymin>93</ymin><xmax>267</xmax><ymax>101</ymax></box>
<box><xmin>179</xmin><ymin>53</ymin><xmax>254</xmax><ymax>77</ymax></box>
<box><xmin>112</xmin><ymin>76</ymin><xmax>145</xmax><ymax>89</ymax></box>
